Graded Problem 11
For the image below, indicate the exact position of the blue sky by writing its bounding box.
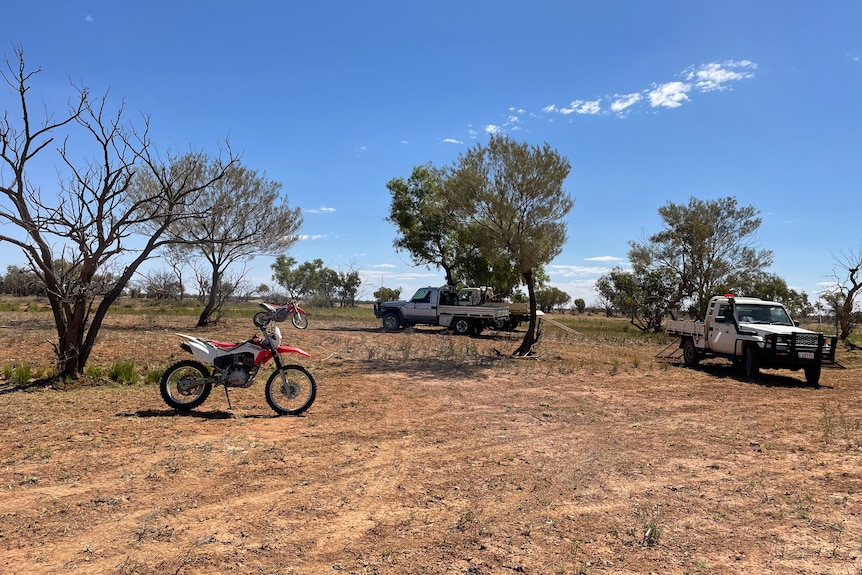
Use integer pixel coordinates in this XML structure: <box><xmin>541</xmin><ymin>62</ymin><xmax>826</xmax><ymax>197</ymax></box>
<box><xmin>2</xmin><ymin>1</ymin><xmax>861</xmax><ymax>306</ymax></box>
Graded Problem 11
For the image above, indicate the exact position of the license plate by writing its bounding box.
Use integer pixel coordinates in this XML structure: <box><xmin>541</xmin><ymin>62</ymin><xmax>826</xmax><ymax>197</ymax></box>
<box><xmin>798</xmin><ymin>351</ymin><xmax>815</xmax><ymax>360</ymax></box>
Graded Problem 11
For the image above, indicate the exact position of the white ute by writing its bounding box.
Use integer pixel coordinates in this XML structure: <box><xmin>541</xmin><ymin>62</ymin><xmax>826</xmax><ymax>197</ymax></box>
<box><xmin>666</xmin><ymin>294</ymin><xmax>838</xmax><ymax>385</ymax></box>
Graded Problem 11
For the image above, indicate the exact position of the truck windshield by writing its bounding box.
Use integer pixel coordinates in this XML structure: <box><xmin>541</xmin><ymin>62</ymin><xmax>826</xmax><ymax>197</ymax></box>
<box><xmin>410</xmin><ymin>288</ymin><xmax>432</xmax><ymax>303</ymax></box>
<box><xmin>735</xmin><ymin>303</ymin><xmax>794</xmax><ymax>326</ymax></box>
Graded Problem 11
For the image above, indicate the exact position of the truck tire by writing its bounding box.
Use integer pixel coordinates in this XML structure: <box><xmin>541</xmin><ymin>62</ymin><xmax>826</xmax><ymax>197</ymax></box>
<box><xmin>452</xmin><ymin>318</ymin><xmax>474</xmax><ymax>336</ymax></box>
<box><xmin>803</xmin><ymin>365</ymin><xmax>821</xmax><ymax>386</ymax></box>
<box><xmin>382</xmin><ymin>312</ymin><xmax>401</xmax><ymax>332</ymax></box>
<box><xmin>744</xmin><ymin>346</ymin><xmax>760</xmax><ymax>378</ymax></box>
<box><xmin>682</xmin><ymin>338</ymin><xmax>700</xmax><ymax>367</ymax></box>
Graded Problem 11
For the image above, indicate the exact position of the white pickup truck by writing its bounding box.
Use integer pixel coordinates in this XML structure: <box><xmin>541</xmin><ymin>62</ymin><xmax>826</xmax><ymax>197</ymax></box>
<box><xmin>666</xmin><ymin>294</ymin><xmax>837</xmax><ymax>385</ymax></box>
<box><xmin>373</xmin><ymin>286</ymin><xmax>509</xmax><ymax>335</ymax></box>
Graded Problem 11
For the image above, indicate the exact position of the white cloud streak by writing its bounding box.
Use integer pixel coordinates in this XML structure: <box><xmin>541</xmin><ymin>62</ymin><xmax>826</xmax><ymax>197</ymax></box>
<box><xmin>686</xmin><ymin>60</ymin><xmax>757</xmax><ymax>92</ymax></box>
<box><xmin>583</xmin><ymin>255</ymin><xmax>624</xmax><ymax>262</ymax></box>
<box><xmin>648</xmin><ymin>81</ymin><xmax>691</xmax><ymax>108</ymax></box>
<box><xmin>452</xmin><ymin>60</ymin><xmax>755</xmax><ymax>142</ymax></box>
<box><xmin>610</xmin><ymin>93</ymin><xmax>642</xmax><ymax>113</ymax></box>
<box><xmin>538</xmin><ymin>60</ymin><xmax>755</xmax><ymax>120</ymax></box>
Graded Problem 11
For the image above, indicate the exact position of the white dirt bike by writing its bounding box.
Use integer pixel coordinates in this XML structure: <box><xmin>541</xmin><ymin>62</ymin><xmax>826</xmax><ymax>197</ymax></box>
<box><xmin>159</xmin><ymin>303</ymin><xmax>316</xmax><ymax>415</ymax></box>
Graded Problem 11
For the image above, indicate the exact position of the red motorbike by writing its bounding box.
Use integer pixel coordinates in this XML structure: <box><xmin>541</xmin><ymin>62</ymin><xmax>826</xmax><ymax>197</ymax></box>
<box><xmin>159</xmin><ymin>302</ymin><xmax>316</xmax><ymax>415</ymax></box>
<box><xmin>273</xmin><ymin>291</ymin><xmax>308</xmax><ymax>330</ymax></box>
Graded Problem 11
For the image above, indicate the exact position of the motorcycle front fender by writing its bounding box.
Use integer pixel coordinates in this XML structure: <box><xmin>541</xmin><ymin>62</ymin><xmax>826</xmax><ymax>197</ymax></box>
<box><xmin>294</xmin><ymin>306</ymin><xmax>307</xmax><ymax>315</ymax></box>
<box><xmin>275</xmin><ymin>344</ymin><xmax>310</xmax><ymax>358</ymax></box>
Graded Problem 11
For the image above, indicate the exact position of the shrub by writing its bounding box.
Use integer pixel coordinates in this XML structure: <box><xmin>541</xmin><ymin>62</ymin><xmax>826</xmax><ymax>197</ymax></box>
<box><xmin>108</xmin><ymin>362</ymin><xmax>138</xmax><ymax>385</ymax></box>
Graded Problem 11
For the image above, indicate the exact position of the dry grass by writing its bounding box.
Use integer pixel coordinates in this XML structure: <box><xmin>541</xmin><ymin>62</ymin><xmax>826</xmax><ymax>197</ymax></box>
<box><xmin>1</xmin><ymin>311</ymin><xmax>861</xmax><ymax>574</ymax></box>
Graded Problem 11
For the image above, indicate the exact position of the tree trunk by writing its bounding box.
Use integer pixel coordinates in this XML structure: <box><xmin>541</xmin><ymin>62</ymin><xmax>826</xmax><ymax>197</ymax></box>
<box><xmin>513</xmin><ymin>270</ymin><xmax>538</xmax><ymax>356</ymax></box>
<box><xmin>839</xmin><ymin>268</ymin><xmax>860</xmax><ymax>340</ymax></box>
<box><xmin>197</xmin><ymin>269</ymin><xmax>221</xmax><ymax>327</ymax></box>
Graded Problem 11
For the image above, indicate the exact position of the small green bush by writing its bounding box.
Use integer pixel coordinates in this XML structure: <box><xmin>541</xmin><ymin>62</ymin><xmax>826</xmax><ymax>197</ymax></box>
<box><xmin>84</xmin><ymin>364</ymin><xmax>105</xmax><ymax>378</ymax></box>
<box><xmin>108</xmin><ymin>362</ymin><xmax>138</xmax><ymax>385</ymax></box>
<box><xmin>7</xmin><ymin>364</ymin><xmax>32</xmax><ymax>384</ymax></box>
<box><xmin>144</xmin><ymin>369</ymin><xmax>162</xmax><ymax>385</ymax></box>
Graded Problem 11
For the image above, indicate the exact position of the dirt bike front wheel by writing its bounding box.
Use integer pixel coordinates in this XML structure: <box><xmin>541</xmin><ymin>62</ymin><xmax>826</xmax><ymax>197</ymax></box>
<box><xmin>291</xmin><ymin>310</ymin><xmax>308</xmax><ymax>330</ymax></box>
<box><xmin>265</xmin><ymin>365</ymin><xmax>316</xmax><ymax>415</ymax></box>
<box><xmin>160</xmin><ymin>360</ymin><xmax>213</xmax><ymax>411</ymax></box>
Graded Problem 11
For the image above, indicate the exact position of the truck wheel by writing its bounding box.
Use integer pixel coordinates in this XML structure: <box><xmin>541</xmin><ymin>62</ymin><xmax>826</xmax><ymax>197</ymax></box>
<box><xmin>452</xmin><ymin>318</ymin><xmax>474</xmax><ymax>336</ymax></box>
<box><xmin>682</xmin><ymin>339</ymin><xmax>700</xmax><ymax>367</ymax></box>
<box><xmin>803</xmin><ymin>365</ymin><xmax>821</xmax><ymax>386</ymax></box>
<box><xmin>744</xmin><ymin>346</ymin><xmax>760</xmax><ymax>378</ymax></box>
<box><xmin>382</xmin><ymin>312</ymin><xmax>401</xmax><ymax>332</ymax></box>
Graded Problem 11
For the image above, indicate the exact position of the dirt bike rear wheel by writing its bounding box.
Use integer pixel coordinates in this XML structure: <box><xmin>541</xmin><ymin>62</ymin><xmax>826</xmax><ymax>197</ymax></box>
<box><xmin>160</xmin><ymin>360</ymin><xmax>212</xmax><ymax>411</ymax></box>
<box><xmin>265</xmin><ymin>365</ymin><xmax>316</xmax><ymax>415</ymax></box>
<box><xmin>291</xmin><ymin>310</ymin><xmax>308</xmax><ymax>330</ymax></box>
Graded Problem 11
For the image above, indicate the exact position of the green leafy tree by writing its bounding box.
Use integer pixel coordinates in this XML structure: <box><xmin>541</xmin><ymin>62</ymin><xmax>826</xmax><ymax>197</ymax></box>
<box><xmin>270</xmin><ymin>257</ymin><xmax>340</xmax><ymax>307</ymax></box>
<box><xmin>447</xmin><ymin>135</ymin><xmax>573</xmax><ymax>356</ymax></box>
<box><xmin>631</xmin><ymin>196</ymin><xmax>772</xmax><ymax>319</ymax></box>
<box><xmin>535</xmin><ymin>286</ymin><xmax>571</xmax><ymax>313</ymax></box>
<box><xmin>595</xmin><ymin>266</ymin><xmax>675</xmax><ymax>332</ymax></box>
<box><xmin>0</xmin><ymin>265</ymin><xmax>44</xmax><ymax>296</ymax></box>
<box><xmin>374</xmin><ymin>286</ymin><xmax>402</xmax><ymax>301</ymax></box>
<box><xmin>387</xmin><ymin>164</ymin><xmax>524</xmax><ymax>294</ymax></box>
<box><xmin>573</xmin><ymin>298</ymin><xmax>586</xmax><ymax>314</ymax></box>
<box><xmin>337</xmin><ymin>268</ymin><xmax>362</xmax><ymax>307</ymax></box>
<box><xmin>0</xmin><ymin>47</ymin><xmax>237</xmax><ymax>377</ymax></box>
<box><xmin>386</xmin><ymin>164</ymin><xmax>459</xmax><ymax>286</ymax></box>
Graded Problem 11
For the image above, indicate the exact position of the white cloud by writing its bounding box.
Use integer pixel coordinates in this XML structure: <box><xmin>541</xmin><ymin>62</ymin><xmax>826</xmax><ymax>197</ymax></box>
<box><xmin>648</xmin><ymin>81</ymin><xmax>691</xmax><ymax>108</ymax></box>
<box><xmin>535</xmin><ymin>60</ymin><xmax>755</xmax><ymax>121</ymax></box>
<box><xmin>484</xmin><ymin>124</ymin><xmax>502</xmax><ymax>134</ymax></box>
<box><xmin>443</xmin><ymin>138</ymin><xmax>463</xmax><ymax>144</ymax></box>
<box><xmin>548</xmin><ymin>264</ymin><xmax>615</xmax><ymax>277</ymax></box>
<box><xmin>584</xmin><ymin>255</ymin><xmax>624</xmax><ymax>262</ymax></box>
<box><xmin>305</xmin><ymin>206</ymin><xmax>336</xmax><ymax>214</ymax></box>
<box><xmin>577</xmin><ymin>99</ymin><xmax>602</xmax><ymax>115</ymax></box>
<box><xmin>558</xmin><ymin>99</ymin><xmax>602</xmax><ymax>115</ymax></box>
<box><xmin>85</xmin><ymin>15</ymin><xmax>93</xmax><ymax>22</ymax></box>
<box><xmin>369</xmin><ymin>263</ymin><xmax>397</xmax><ymax>269</ymax></box>
<box><xmin>686</xmin><ymin>60</ymin><xmax>757</xmax><ymax>92</ymax></box>
<box><xmin>610</xmin><ymin>93</ymin><xmax>642</xmax><ymax>113</ymax></box>
<box><xmin>298</xmin><ymin>234</ymin><xmax>325</xmax><ymax>240</ymax></box>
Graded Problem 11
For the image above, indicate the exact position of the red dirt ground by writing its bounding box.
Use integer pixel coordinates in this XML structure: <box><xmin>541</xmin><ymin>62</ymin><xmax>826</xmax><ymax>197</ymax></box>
<box><xmin>1</xmin><ymin>311</ymin><xmax>860</xmax><ymax>574</ymax></box>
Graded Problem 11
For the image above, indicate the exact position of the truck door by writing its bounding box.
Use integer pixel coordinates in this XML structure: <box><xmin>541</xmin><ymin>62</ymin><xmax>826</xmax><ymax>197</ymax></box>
<box><xmin>405</xmin><ymin>287</ymin><xmax>438</xmax><ymax>323</ymax></box>
<box><xmin>708</xmin><ymin>303</ymin><xmax>738</xmax><ymax>355</ymax></box>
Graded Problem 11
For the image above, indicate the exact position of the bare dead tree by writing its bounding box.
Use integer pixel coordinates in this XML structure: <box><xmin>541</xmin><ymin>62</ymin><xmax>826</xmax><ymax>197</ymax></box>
<box><xmin>827</xmin><ymin>246</ymin><xmax>862</xmax><ymax>341</ymax></box>
<box><xmin>0</xmin><ymin>46</ymin><xmax>237</xmax><ymax>377</ymax></box>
